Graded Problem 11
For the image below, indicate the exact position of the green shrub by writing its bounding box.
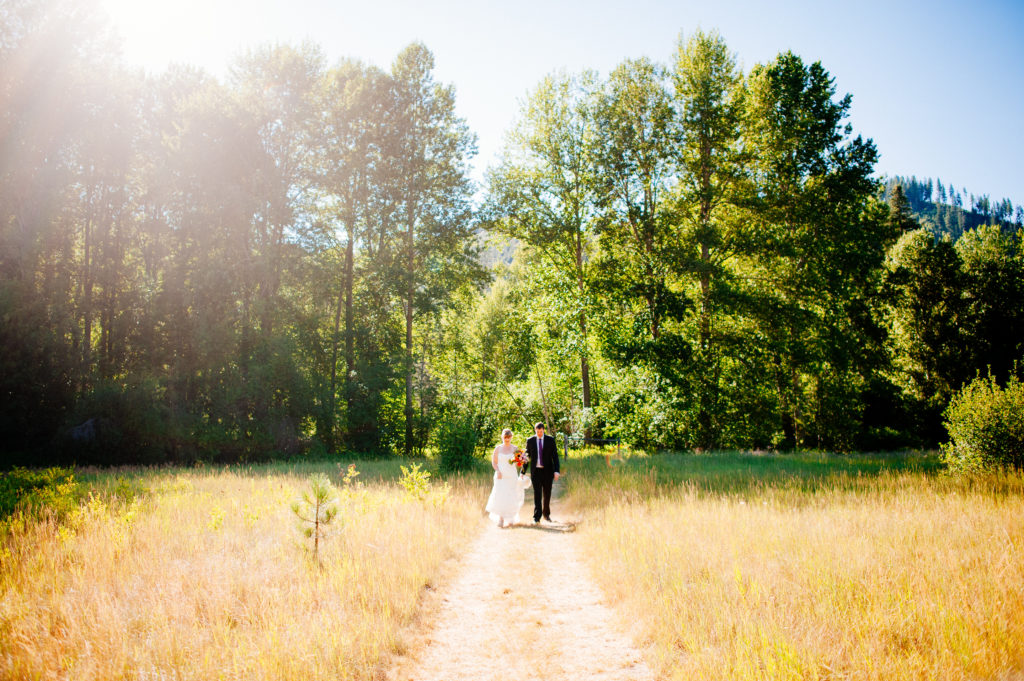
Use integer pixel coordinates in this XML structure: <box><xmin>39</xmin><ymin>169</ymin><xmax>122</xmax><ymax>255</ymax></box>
<box><xmin>0</xmin><ymin>467</ymin><xmax>79</xmax><ymax>520</ymax></box>
<box><xmin>398</xmin><ymin>462</ymin><xmax>432</xmax><ymax>500</ymax></box>
<box><xmin>433</xmin><ymin>415</ymin><xmax>479</xmax><ymax>474</ymax></box>
<box><xmin>398</xmin><ymin>462</ymin><xmax>449</xmax><ymax>505</ymax></box>
<box><xmin>942</xmin><ymin>374</ymin><xmax>1024</xmax><ymax>473</ymax></box>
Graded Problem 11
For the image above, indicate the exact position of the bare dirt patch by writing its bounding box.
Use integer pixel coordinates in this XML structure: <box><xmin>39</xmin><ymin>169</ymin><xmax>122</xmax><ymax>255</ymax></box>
<box><xmin>384</xmin><ymin>498</ymin><xmax>653</xmax><ymax>681</ymax></box>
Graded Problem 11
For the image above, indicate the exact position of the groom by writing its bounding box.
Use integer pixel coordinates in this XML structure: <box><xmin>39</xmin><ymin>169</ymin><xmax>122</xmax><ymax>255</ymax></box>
<box><xmin>524</xmin><ymin>422</ymin><xmax>559</xmax><ymax>523</ymax></box>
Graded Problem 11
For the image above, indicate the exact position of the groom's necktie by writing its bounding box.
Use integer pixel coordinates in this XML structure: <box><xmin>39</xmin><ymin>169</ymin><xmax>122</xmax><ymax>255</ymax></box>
<box><xmin>537</xmin><ymin>438</ymin><xmax>543</xmax><ymax>467</ymax></box>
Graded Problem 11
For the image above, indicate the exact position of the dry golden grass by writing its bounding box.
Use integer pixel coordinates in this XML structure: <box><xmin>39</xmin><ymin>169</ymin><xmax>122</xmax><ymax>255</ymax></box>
<box><xmin>567</xmin><ymin>452</ymin><xmax>1024</xmax><ymax>680</ymax></box>
<box><xmin>0</xmin><ymin>461</ymin><xmax>487</xmax><ymax>681</ymax></box>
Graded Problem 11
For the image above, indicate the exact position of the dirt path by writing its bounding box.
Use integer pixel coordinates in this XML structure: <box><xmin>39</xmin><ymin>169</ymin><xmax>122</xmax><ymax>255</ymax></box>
<box><xmin>385</xmin><ymin>490</ymin><xmax>653</xmax><ymax>681</ymax></box>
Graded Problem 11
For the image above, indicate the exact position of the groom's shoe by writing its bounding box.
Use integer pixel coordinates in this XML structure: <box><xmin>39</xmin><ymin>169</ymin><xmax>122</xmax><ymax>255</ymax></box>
<box><xmin>543</xmin><ymin>515</ymin><xmax>552</xmax><ymax>523</ymax></box>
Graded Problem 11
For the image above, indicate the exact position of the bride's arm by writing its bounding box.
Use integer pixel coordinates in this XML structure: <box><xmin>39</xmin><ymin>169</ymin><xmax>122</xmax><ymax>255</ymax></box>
<box><xmin>491</xmin><ymin>447</ymin><xmax>502</xmax><ymax>478</ymax></box>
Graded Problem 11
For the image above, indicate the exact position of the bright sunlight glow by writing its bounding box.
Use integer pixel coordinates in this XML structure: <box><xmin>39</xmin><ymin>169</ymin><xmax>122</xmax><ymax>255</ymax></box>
<box><xmin>98</xmin><ymin>0</ymin><xmax>249</xmax><ymax>73</ymax></box>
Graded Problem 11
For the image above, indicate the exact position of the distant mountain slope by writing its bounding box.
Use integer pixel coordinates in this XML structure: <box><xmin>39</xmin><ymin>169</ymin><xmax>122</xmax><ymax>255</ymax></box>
<box><xmin>883</xmin><ymin>176</ymin><xmax>1022</xmax><ymax>240</ymax></box>
<box><xmin>477</xmin><ymin>232</ymin><xmax>519</xmax><ymax>268</ymax></box>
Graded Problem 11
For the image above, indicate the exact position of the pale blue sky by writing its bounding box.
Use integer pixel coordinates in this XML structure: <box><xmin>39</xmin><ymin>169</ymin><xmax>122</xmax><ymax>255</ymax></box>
<box><xmin>100</xmin><ymin>0</ymin><xmax>1024</xmax><ymax>205</ymax></box>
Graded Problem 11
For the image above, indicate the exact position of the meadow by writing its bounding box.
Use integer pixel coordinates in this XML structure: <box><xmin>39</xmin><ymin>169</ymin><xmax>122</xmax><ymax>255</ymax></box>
<box><xmin>565</xmin><ymin>450</ymin><xmax>1024</xmax><ymax>680</ymax></box>
<box><xmin>3</xmin><ymin>451</ymin><xmax>1023</xmax><ymax>681</ymax></box>
<box><xmin>0</xmin><ymin>460</ymin><xmax>489</xmax><ymax>681</ymax></box>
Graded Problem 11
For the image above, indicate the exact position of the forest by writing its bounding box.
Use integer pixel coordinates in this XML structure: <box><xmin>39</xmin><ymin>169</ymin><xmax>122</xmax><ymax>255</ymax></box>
<box><xmin>2</xmin><ymin>0</ymin><xmax>1023</xmax><ymax>466</ymax></box>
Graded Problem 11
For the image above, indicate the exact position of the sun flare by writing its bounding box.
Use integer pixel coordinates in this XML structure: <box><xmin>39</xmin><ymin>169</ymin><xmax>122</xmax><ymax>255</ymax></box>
<box><xmin>99</xmin><ymin>0</ymin><xmax>238</xmax><ymax>72</ymax></box>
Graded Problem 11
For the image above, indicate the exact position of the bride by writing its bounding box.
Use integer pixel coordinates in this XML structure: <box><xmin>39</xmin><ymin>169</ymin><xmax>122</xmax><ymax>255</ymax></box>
<box><xmin>485</xmin><ymin>428</ymin><xmax>527</xmax><ymax>528</ymax></box>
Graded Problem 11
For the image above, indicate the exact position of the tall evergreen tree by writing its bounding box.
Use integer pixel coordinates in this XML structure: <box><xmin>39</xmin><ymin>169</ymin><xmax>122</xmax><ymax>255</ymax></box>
<box><xmin>888</xmin><ymin>184</ymin><xmax>916</xmax><ymax>234</ymax></box>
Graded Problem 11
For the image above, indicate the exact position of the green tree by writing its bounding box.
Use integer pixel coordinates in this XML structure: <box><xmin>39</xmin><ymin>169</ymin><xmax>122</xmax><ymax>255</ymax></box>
<box><xmin>745</xmin><ymin>51</ymin><xmax>881</xmax><ymax>448</ymax></box>
<box><xmin>669</xmin><ymin>30</ymin><xmax>749</xmax><ymax>449</ymax></box>
<box><xmin>589</xmin><ymin>56</ymin><xmax>693</xmax><ymax>430</ymax></box>
<box><xmin>0</xmin><ymin>0</ymin><xmax>136</xmax><ymax>457</ymax></box>
<box><xmin>591</xmin><ymin>57</ymin><xmax>680</xmax><ymax>341</ymax></box>
<box><xmin>884</xmin><ymin>229</ymin><xmax>968</xmax><ymax>441</ymax></box>
<box><xmin>469</xmin><ymin>275</ymin><xmax>536</xmax><ymax>427</ymax></box>
<box><xmin>485</xmin><ymin>71</ymin><xmax>600</xmax><ymax>434</ymax></box>
<box><xmin>887</xmin><ymin>183</ymin><xmax>917</xmax><ymax>234</ymax></box>
<box><xmin>228</xmin><ymin>45</ymin><xmax>326</xmax><ymax>454</ymax></box>
<box><xmin>955</xmin><ymin>225</ymin><xmax>1024</xmax><ymax>385</ymax></box>
<box><xmin>230</xmin><ymin>43</ymin><xmax>326</xmax><ymax>341</ymax></box>
<box><xmin>385</xmin><ymin>43</ymin><xmax>481</xmax><ymax>456</ymax></box>
<box><xmin>316</xmin><ymin>58</ymin><xmax>390</xmax><ymax>450</ymax></box>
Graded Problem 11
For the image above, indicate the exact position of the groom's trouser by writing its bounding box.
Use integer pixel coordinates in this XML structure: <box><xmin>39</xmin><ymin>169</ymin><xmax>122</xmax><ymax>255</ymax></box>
<box><xmin>531</xmin><ymin>467</ymin><xmax>554</xmax><ymax>521</ymax></box>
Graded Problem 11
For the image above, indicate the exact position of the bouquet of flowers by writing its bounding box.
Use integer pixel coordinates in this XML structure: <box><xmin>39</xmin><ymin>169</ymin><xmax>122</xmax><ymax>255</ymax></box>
<box><xmin>508</xmin><ymin>448</ymin><xmax>527</xmax><ymax>469</ymax></box>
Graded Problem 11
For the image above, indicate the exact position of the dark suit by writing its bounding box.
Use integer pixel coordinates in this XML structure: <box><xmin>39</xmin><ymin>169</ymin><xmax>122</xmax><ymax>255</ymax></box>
<box><xmin>524</xmin><ymin>433</ymin><xmax>559</xmax><ymax>521</ymax></box>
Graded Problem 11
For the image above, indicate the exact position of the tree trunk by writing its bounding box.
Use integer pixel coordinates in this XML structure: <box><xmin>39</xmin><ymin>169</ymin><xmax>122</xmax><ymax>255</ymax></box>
<box><xmin>343</xmin><ymin>233</ymin><xmax>355</xmax><ymax>418</ymax></box>
<box><xmin>82</xmin><ymin>191</ymin><xmax>94</xmax><ymax>387</ymax></box>
<box><xmin>576</xmin><ymin>232</ymin><xmax>592</xmax><ymax>437</ymax></box>
<box><xmin>328</xmin><ymin>255</ymin><xmax>344</xmax><ymax>452</ymax></box>
<box><xmin>536</xmin><ymin>364</ymin><xmax>553</xmax><ymax>430</ymax></box>
<box><xmin>100</xmin><ymin>186</ymin><xmax>124</xmax><ymax>380</ymax></box>
<box><xmin>790</xmin><ymin>361</ymin><xmax>803</xmax><ymax>447</ymax></box>
<box><xmin>405</xmin><ymin>301</ymin><xmax>414</xmax><ymax>457</ymax></box>
<box><xmin>773</xmin><ymin>352</ymin><xmax>795</xmax><ymax>448</ymax></box>
<box><xmin>696</xmin><ymin>166</ymin><xmax>715</xmax><ymax>449</ymax></box>
<box><xmin>404</xmin><ymin>207</ymin><xmax>415</xmax><ymax>457</ymax></box>
<box><xmin>579</xmin><ymin>310</ymin><xmax>591</xmax><ymax>413</ymax></box>
<box><xmin>262</xmin><ymin>221</ymin><xmax>285</xmax><ymax>339</ymax></box>
<box><xmin>647</xmin><ymin>262</ymin><xmax>660</xmax><ymax>340</ymax></box>
<box><xmin>699</xmin><ymin>245</ymin><xmax>711</xmax><ymax>345</ymax></box>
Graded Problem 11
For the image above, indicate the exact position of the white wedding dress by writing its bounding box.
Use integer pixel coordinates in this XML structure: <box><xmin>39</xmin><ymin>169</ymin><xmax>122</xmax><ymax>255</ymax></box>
<box><xmin>485</xmin><ymin>444</ymin><xmax>525</xmax><ymax>524</ymax></box>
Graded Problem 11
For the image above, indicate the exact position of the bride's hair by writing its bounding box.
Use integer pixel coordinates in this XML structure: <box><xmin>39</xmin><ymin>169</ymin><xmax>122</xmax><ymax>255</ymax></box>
<box><xmin>501</xmin><ymin>428</ymin><xmax>513</xmax><ymax>438</ymax></box>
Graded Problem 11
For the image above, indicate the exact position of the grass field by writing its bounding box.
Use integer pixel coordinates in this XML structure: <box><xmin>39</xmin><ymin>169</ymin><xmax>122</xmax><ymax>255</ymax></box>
<box><xmin>4</xmin><ymin>451</ymin><xmax>1023</xmax><ymax>680</ymax></box>
<box><xmin>0</xmin><ymin>459</ymin><xmax>488</xmax><ymax>681</ymax></box>
<box><xmin>564</xmin><ymin>450</ymin><xmax>1024</xmax><ymax>680</ymax></box>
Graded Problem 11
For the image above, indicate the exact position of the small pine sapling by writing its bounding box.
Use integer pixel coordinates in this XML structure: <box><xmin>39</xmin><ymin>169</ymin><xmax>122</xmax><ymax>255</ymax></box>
<box><xmin>291</xmin><ymin>473</ymin><xmax>339</xmax><ymax>562</ymax></box>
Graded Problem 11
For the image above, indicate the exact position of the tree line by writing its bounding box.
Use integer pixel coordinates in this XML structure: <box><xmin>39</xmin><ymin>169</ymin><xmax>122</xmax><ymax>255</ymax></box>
<box><xmin>2</xmin><ymin>1</ymin><xmax>1022</xmax><ymax>465</ymax></box>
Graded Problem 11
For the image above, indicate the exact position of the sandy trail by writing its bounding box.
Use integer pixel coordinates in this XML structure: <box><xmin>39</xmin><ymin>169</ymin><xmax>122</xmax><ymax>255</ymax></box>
<box><xmin>385</xmin><ymin>489</ymin><xmax>652</xmax><ymax>681</ymax></box>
